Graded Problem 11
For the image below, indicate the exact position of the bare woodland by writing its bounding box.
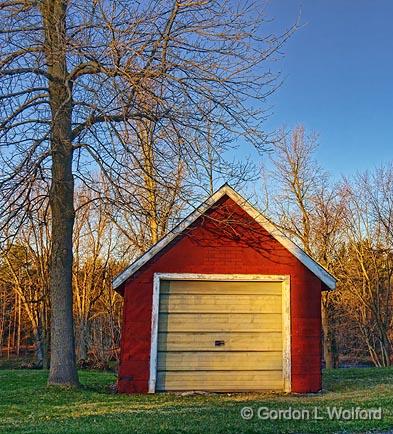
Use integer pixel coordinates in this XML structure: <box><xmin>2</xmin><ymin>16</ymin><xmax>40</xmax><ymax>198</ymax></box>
<box><xmin>262</xmin><ymin>126</ymin><xmax>393</xmax><ymax>368</ymax></box>
<box><xmin>0</xmin><ymin>0</ymin><xmax>392</xmax><ymax>384</ymax></box>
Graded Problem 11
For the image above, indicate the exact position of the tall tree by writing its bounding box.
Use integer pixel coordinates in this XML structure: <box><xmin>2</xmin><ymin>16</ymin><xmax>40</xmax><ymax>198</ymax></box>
<box><xmin>41</xmin><ymin>0</ymin><xmax>78</xmax><ymax>387</ymax></box>
<box><xmin>73</xmin><ymin>188</ymin><xmax>117</xmax><ymax>363</ymax></box>
<box><xmin>0</xmin><ymin>0</ymin><xmax>290</xmax><ymax>386</ymax></box>
<box><xmin>261</xmin><ymin>125</ymin><xmax>344</xmax><ymax>368</ymax></box>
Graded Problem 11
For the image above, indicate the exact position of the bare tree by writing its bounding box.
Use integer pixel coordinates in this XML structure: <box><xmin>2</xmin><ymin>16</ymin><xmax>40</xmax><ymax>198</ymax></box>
<box><xmin>0</xmin><ymin>0</ymin><xmax>290</xmax><ymax>385</ymax></box>
<box><xmin>0</xmin><ymin>194</ymin><xmax>51</xmax><ymax>368</ymax></box>
<box><xmin>108</xmin><ymin>118</ymin><xmax>187</xmax><ymax>252</ymax></box>
<box><xmin>186</xmin><ymin>119</ymin><xmax>259</xmax><ymax>196</ymax></box>
<box><xmin>261</xmin><ymin>125</ymin><xmax>344</xmax><ymax>368</ymax></box>
<box><xmin>73</xmin><ymin>188</ymin><xmax>118</xmax><ymax>363</ymax></box>
<box><xmin>336</xmin><ymin>169</ymin><xmax>393</xmax><ymax>366</ymax></box>
<box><xmin>0</xmin><ymin>184</ymin><xmax>125</xmax><ymax>369</ymax></box>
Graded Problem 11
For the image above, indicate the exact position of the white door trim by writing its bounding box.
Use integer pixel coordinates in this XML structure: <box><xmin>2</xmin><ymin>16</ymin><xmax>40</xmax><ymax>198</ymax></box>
<box><xmin>148</xmin><ymin>273</ymin><xmax>291</xmax><ymax>393</ymax></box>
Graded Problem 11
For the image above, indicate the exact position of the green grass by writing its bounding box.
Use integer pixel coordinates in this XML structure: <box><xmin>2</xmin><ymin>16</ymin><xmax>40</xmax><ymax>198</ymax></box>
<box><xmin>1</xmin><ymin>368</ymin><xmax>393</xmax><ymax>433</ymax></box>
<box><xmin>0</xmin><ymin>355</ymin><xmax>35</xmax><ymax>370</ymax></box>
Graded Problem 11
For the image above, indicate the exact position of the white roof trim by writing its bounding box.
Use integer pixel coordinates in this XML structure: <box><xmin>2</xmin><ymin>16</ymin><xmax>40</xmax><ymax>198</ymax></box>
<box><xmin>112</xmin><ymin>184</ymin><xmax>336</xmax><ymax>290</ymax></box>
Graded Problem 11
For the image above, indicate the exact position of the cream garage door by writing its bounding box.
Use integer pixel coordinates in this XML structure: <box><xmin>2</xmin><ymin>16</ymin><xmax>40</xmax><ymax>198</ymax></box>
<box><xmin>156</xmin><ymin>280</ymin><xmax>284</xmax><ymax>391</ymax></box>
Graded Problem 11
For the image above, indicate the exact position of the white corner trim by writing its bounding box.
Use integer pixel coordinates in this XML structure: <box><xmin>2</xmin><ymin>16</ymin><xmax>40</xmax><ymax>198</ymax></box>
<box><xmin>113</xmin><ymin>184</ymin><xmax>336</xmax><ymax>290</ymax></box>
<box><xmin>282</xmin><ymin>276</ymin><xmax>291</xmax><ymax>392</ymax></box>
<box><xmin>148</xmin><ymin>273</ymin><xmax>161</xmax><ymax>393</ymax></box>
<box><xmin>148</xmin><ymin>273</ymin><xmax>291</xmax><ymax>393</ymax></box>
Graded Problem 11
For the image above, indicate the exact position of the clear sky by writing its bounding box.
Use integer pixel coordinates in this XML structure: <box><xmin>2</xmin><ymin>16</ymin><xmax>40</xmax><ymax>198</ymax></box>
<box><xmin>259</xmin><ymin>0</ymin><xmax>393</xmax><ymax>178</ymax></box>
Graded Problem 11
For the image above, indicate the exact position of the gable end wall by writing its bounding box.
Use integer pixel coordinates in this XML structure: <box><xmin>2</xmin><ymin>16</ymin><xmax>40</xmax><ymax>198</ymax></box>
<box><xmin>117</xmin><ymin>196</ymin><xmax>322</xmax><ymax>393</ymax></box>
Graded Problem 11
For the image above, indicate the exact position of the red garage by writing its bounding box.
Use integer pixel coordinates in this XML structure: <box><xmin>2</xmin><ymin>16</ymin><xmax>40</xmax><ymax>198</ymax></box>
<box><xmin>113</xmin><ymin>184</ymin><xmax>336</xmax><ymax>394</ymax></box>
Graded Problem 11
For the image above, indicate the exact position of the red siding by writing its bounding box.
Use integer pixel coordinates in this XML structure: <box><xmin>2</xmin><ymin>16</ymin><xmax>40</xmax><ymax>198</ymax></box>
<box><xmin>117</xmin><ymin>195</ymin><xmax>322</xmax><ymax>394</ymax></box>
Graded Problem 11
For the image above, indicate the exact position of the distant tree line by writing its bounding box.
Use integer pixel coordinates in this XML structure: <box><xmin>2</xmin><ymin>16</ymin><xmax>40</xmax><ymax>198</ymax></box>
<box><xmin>261</xmin><ymin>126</ymin><xmax>393</xmax><ymax>367</ymax></box>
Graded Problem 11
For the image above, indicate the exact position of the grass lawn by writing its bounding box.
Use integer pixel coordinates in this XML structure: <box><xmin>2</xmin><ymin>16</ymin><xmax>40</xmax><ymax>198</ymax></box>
<box><xmin>1</xmin><ymin>368</ymin><xmax>393</xmax><ymax>433</ymax></box>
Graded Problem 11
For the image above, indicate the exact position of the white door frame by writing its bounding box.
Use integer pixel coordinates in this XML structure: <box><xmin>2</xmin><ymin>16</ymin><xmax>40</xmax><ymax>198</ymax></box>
<box><xmin>148</xmin><ymin>273</ymin><xmax>291</xmax><ymax>393</ymax></box>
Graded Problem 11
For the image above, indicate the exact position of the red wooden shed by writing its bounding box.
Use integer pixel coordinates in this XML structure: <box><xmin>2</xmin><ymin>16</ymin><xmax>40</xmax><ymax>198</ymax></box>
<box><xmin>113</xmin><ymin>184</ymin><xmax>336</xmax><ymax>394</ymax></box>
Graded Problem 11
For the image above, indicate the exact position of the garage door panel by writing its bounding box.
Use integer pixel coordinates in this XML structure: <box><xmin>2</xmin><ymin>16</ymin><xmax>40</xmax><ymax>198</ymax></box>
<box><xmin>160</xmin><ymin>294</ymin><xmax>282</xmax><ymax>313</ymax></box>
<box><xmin>161</xmin><ymin>280</ymin><xmax>282</xmax><ymax>295</ymax></box>
<box><xmin>156</xmin><ymin>370</ymin><xmax>284</xmax><ymax>391</ymax></box>
<box><xmin>158</xmin><ymin>332</ymin><xmax>282</xmax><ymax>351</ymax></box>
<box><xmin>157</xmin><ymin>351</ymin><xmax>283</xmax><ymax>371</ymax></box>
<box><xmin>159</xmin><ymin>313</ymin><xmax>282</xmax><ymax>332</ymax></box>
<box><xmin>157</xmin><ymin>279</ymin><xmax>285</xmax><ymax>392</ymax></box>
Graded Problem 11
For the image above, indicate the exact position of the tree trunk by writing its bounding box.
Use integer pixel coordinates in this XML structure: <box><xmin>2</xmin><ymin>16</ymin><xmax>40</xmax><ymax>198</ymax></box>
<box><xmin>78</xmin><ymin>320</ymin><xmax>89</xmax><ymax>363</ymax></box>
<box><xmin>16</xmin><ymin>293</ymin><xmax>21</xmax><ymax>356</ymax></box>
<box><xmin>41</xmin><ymin>0</ymin><xmax>79</xmax><ymax>386</ymax></box>
<box><xmin>376</xmin><ymin>325</ymin><xmax>391</xmax><ymax>367</ymax></box>
<box><xmin>0</xmin><ymin>292</ymin><xmax>5</xmax><ymax>357</ymax></box>
<box><xmin>47</xmin><ymin>100</ymin><xmax>78</xmax><ymax>385</ymax></box>
<box><xmin>321</xmin><ymin>292</ymin><xmax>336</xmax><ymax>369</ymax></box>
<box><xmin>33</xmin><ymin>327</ymin><xmax>44</xmax><ymax>369</ymax></box>
<box><xmin>140</xmin><ymin>120</ymin><xmax>159</xmax><ymax>245</ymax></box>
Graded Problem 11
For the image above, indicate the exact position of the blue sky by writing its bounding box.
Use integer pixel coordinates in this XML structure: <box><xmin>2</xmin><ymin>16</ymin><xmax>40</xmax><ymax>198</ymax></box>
<box><xmin>254</xmin><ymin>0</ymin><xmax>393</xmax><ymax>178</ymax></box>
